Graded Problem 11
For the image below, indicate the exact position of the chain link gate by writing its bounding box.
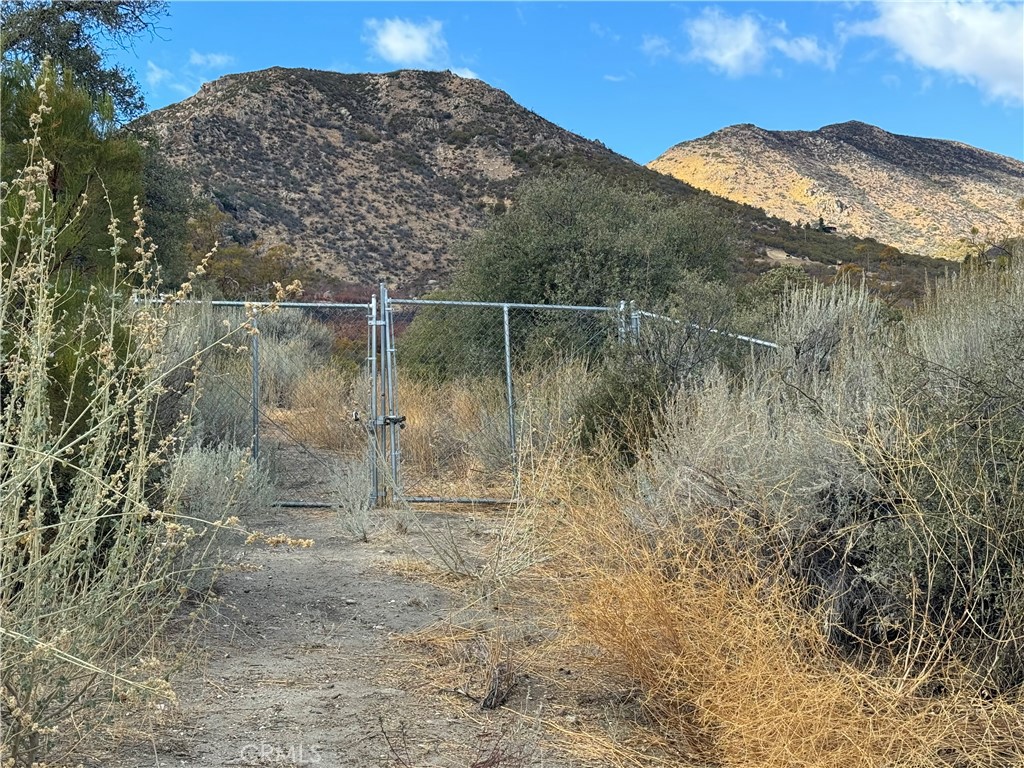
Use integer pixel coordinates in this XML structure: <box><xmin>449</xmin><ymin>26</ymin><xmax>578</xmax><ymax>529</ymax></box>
<box><xmin>371</xmin><ymin>285</ymin><xmax>627</xmax><ymax>506</ymax></box>
<box><xmin>156</xmin><ymin>290</ymin><xmax>776</xmax><ymax>509</ymax></box>
<box><xmin>248</xmin><ymin>301</ymin><xmax>375</xmax><ymax>507</ymax></box>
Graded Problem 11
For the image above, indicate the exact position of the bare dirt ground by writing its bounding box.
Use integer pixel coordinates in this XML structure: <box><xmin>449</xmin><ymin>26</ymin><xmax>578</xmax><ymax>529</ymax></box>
<box><xmin>91</xmin><ymin>492</ymin><xmax>622</xmax><ymax>768</ymax></box>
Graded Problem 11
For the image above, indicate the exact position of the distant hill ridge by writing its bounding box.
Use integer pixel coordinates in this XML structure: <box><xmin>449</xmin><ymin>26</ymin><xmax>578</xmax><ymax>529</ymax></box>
<box><xmin>139</xmin><ymin>67</ymin><xmax>639</xmax><ymax>291</ymax></box>
<box><xmin>648</xmin><ymin>121</ymin><xmax>1024</xmax><ymax>260</ymax></box>
<box><xmin>139</xmin><ymin>67</ymin><xmax>957</xmax><ymax>295</ymax></box>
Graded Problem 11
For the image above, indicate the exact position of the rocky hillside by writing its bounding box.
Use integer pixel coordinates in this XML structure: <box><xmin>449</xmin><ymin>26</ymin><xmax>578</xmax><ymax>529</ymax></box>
<box><xmin>139</xmin><ymin>69</ymin><xmax>954</xmax><ymax>297</ymax></box>
<box><xmin>649</xmin><ymin>121</ymin><xmax>1024</xmax><ymax>259</ymax></box>
<box><xmin>138</xmin><ymin>67</ymin><xmax>642</xmax><ymax>292</ymax></box>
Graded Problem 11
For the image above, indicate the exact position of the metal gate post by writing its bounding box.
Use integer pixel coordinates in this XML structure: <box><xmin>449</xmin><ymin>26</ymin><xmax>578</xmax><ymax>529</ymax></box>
<box><xmin>250</xmin><ymin>314</ymin><xmax>260</xmax><ymax>462</ymax></box>
<box><xmin>380</xmin><ymin>283</ymin><xmax>403</xmax><ymax>499</ymax></box>
<box><xmin>367</xmin><ymin>294</ymin><xmax>381</xmax><ymax>506</ymax></box>
<box><xmin>629</xmin><ymin>301</ymin><xmax>641</xmax><ymax>340</ymax></box>
<box><xmin>503</xmin><ymin>304</ymin><xmax>521</xmax><ymax>499</ymax></box>
<box><xmin>502</xmin><ymin>304</ymin><xmax>517</xmax><ymax>462</ymax></box>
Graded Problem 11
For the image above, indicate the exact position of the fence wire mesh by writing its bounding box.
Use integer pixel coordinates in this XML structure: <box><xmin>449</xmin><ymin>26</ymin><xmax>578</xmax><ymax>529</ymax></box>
<box><xmin>156</xmin><ymin>289</ymin><xmax>776</xmax><ymax>508</ymax></box>
<box><xmin>161</xmin><ymin>301</ymin><xmax>372</xmax><ymax>506</ymax></box>
<box><xmin>386</xmin><ymin>298</ymin><xmax>621</xmax><ymax>502</ymax></box>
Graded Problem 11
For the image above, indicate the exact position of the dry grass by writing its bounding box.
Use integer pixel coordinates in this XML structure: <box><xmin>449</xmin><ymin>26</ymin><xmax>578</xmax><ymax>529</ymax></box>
<box><xmin>385</xmin><ymin>351</ymin><xmax>1023</xmax><ymax>766</ymax></box>
<box><xmin>514</xmin><ymin>454</ymin><xmax>1024</xmax><ymax>767</ymax></box>
<box><xmin>456</xmin><ymin>271</ymin><xmax>1024</xmax><ymax>762</ymax></box>
<box><xmin>394</xmin><ymin>359</ymin><xmax>597</xmax><ymax>503</ymax></box>
<box><xmin>399</xmin><ymin>376</ymin><xmax>515</xmax><ymax>497</ymax></box>
<box><xmin>266</xmin><ymin>365</ymin><xmax>365</xmax><ymax>452</ymax></box>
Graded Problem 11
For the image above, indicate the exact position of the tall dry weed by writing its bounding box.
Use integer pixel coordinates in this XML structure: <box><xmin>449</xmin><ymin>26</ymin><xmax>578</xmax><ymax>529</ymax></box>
<box><xmin>0</xmin><ymin>77</ymin><xmax>277</xmax><ymax>766</ymax></box>
<box><xmin>274</xmin><ymin>364</ymin><xmax>364</xmax><ymax>451</ymax></box>
<box><xmin>527</xmin><ymin>453</ymin><xmax>1022</xmax><ymax>766</ymax></box>
<box><xmin>399</xmin><ymin>377</ymin><xmax>513</xmax><ymax>488</ymax></box>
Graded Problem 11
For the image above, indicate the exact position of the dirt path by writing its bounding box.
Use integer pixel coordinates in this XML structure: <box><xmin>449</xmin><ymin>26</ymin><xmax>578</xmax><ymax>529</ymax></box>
<box><xmin>97</xmin><ymin>499</ymin><xmax>603</xmax><ymax>768</ymax></box>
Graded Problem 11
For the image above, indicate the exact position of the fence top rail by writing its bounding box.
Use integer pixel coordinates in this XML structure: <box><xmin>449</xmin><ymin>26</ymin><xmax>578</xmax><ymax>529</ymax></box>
<box><xmin>134</xmin><ymin>296</ymin><xmax>371</xmax><ymax>310</ymax></box>
<box><xmin>634</xmin><ymin>309</ymin><xmax>778</xmax><ymax>349</ymax></box>
<box><xmin>390</xmin><ymin>298</ymin><xmax>618</xmax><ymax>313</ymax></box>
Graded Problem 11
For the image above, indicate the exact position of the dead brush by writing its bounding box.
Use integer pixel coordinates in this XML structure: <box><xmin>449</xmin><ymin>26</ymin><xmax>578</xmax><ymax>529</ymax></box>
<box><xmin>518</xmin><ymin>449</ymin><xmax>1023</xmax><ymax>767</ymax></box>
<box><xmin>399</xmin><ymin>379</ymin><xmax>475</xmax><ymax>481</ymax></box>
<box><xmin>404</xmin><ymin>623</ymin><xmax>522</xmax><ymax>712</ymax></box>
<box><xmin>399</xmin><ymin>376</ymin><xmax>514</xmax><ymax>496</ymax></box>
<box><xmin>276</xmin><ymin>364</ymin><xmax>365</xmax><ymax>451</ymax></box>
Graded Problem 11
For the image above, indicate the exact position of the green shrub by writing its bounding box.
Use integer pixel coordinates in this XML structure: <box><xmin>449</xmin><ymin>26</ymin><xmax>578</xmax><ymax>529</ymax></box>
<box><xmin>578</xmin><ymin>276</ymin><xmax>744</xmax><ymax>463</ymax></box>
<box><xmin>396</xmin><ymin>295</ymin><xmax>507</xmax><ymax>381</ymax></box>
<box><xmin>453</xmin><ymin>169</ymin><xmax>736</xmax><ymax>307</ymax></box>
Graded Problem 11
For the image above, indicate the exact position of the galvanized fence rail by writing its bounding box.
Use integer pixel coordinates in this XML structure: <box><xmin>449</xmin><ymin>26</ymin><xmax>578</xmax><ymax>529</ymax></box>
<box><xmin>149</xmin><ymin>288</ymin><xmax>776</xmax><ymax>508</ymax></box>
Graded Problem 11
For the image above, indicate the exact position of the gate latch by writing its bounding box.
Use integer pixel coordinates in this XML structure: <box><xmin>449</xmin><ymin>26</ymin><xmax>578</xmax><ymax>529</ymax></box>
<box><xmin>379</xmin><ymin>415</ymin><xmax>407</xmax><ymax>429</ymax></box>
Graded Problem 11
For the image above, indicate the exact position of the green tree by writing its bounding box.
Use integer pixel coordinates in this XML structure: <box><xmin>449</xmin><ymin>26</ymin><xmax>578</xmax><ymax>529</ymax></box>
<box><xmin>1</xmin><ymin>62</ymin><xmax>145</xmax><ymax>274</ymax></box>
<box><xmin>453</xmin><ymin>170</ymin><xmax>738</xmax><ymax>307</ymax></box>
<box><xmin>183</xmin><ymin>204</ymin><xmax>310</xmax><ymax>299</ymax></box>
<box><xmin>136</xmin><ymin>132</ymin><xmax>194</xmax><ymax>282</ymax></box>
<box><xmin>1</xmin><ymin>2</ymin><xmax>193</xmax><ymax>281</ymax></box>
<box><xmin>0</xmin><ymin>0</ymin><xmax>166</xmax><ymax>120</ymax></box>
<box><xmin>402</xmin><ymin>171</ymin><xmax>743</xmax><ymax>384</ymax></box>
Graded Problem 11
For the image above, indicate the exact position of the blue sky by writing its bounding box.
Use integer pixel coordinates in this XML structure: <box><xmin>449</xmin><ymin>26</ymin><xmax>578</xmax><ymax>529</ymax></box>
<box><xmin>113</xmin><ymin>1</ymin><xmax>1024</xmax><ymax>163</ymax></box>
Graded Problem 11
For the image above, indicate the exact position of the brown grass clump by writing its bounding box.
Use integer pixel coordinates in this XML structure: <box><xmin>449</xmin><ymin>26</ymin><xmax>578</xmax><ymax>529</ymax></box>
<box><xmin>269</xmin><ymin>364</ymin><xmax>365</xmax><ymax>451</ymax></box>
<box><xmin>519</xmin><ymin>453</ymin><xmax>1023</xmax><ymax>767</ymax></box>
<box><xmin>399</xmin><ymin>377</ymin><xmax>514</xmax><ymax>496</ymax></box>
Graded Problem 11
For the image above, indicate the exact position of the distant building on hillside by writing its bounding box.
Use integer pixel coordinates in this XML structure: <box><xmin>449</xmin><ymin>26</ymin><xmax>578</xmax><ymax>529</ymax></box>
<box><xmin>812</xmin><ymin>216</ymin><xmax>838</xmax><ymax>234</ymax></box>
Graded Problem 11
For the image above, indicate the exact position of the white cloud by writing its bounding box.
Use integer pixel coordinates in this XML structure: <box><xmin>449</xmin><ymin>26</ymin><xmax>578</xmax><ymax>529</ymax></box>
<box><xmin>450</xmin><ymin>67</ymin><xmax>479</xmax><ymax>80</ymax></box>
<box><xmin>144</xmin><ymin>52</ymin><xmax>234</xmax><ymax>102</ymax></box>
<box><xmin>146</xmin><ymin>61</ymin><xmax>172</xmax><ymax>88</ymax></box>
<box><xmin>188</xmin><ymin>50</ymin><xmax>235</xmax><ymax>69</ymax></box>
<box><xmin>363</xmin><ymin>18</ymin><xmax>447</xmax><ymax>67</ymax></box>
<box><xmin>771</xmin><ymin>35</ymin><xmax>836</xmax><ymax>70</ymax></box>
<box><xmin>591</xmin><ymin>22</ymin><xmax>621</xmax><ymax>43</ymax></box>
<box><xmin>641</xmin><ymin>34</ymin><xmax>672</xmax><ymax>59</ymax></box>
<box><xmin>685</xmin><ymin>8</ymin><xmax>767</xmax><ymax>76</ymax></box>
<box><xmin>852</xmin><ymin>1</ymin><xmax>1023</xmax><ymax>104</ymax></box>
<box><xmin>146</xmin><ymin>60</ymin><xmax>198</xmax><ymax>99</ymax></box>
<box><xmin>604</xmin><ymin>74</ymin><xmax>628</xmax><ymax>83</ymax></box>
<box><xmin>682</xmin><ymin>8</ymin><xmax>839</xmax><ymax>77</ymax></box>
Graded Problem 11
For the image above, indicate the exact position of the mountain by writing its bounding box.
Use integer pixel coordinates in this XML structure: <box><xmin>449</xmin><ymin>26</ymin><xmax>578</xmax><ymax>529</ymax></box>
<box><xmin>138</xmin><ymin>67</ymin><xmax>643</xmax><ymax>293</ymax></box>
<box><xmin>138</xmin><ymin>68</ymin><xmax>951</xmax><ymax>298</ymax></box>
<box><xmin>648</xmin><ymin>121</ymin><xmax>1024</xmax><ymax>260</ymax></box>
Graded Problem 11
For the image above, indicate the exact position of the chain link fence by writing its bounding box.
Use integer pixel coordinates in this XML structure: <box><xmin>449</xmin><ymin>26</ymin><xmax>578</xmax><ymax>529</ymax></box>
<box><xmin>378</xmin><ymin>291</ymin><xmax>779</xmax><ymax>504</ymax></box>
<box><xmin>154</xmin><ymin>289</ymin><xmax>776</xmax><ymax>508</ymax></box>
<box><xmin>159</xmin><ymin>300</ymin><xmax>372</xmax><ymax>506</ymax></box>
